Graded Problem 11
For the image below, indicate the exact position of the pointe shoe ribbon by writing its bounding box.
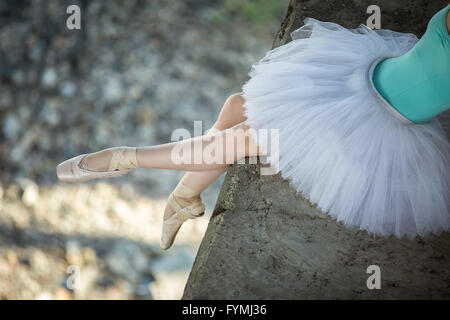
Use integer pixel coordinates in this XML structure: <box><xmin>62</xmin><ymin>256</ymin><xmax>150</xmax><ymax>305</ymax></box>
<box><xmin>160</xmin><ymin>182</ymin><xmax>205</xmax><ymax>250</ymax></box>
<box><xmin>106</xmin><ymin>146</ymin><xmax>139</xmax><ymax>171</ymax></box>
<box><xmin>56</xmin><ymin>146</ymin><xmax>138</xmax><ymax>182</ymax></box>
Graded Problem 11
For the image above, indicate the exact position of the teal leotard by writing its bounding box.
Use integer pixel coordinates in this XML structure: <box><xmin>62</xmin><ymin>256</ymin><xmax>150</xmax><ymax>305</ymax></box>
<box><xmin>372</xmin><ymin>5</ymin><xmax>450</xmax><ymax>124</ymax></box>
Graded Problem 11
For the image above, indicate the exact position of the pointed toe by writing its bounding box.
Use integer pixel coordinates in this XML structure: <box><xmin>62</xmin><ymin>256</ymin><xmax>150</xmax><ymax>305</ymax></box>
<box><xmin>56</xmin><ymin>163</ymin><xmax>63</xmax><ymax>180</ymax></box>
<box><xmin>160</xmin><ymin>236</ymin><xmax>173</xmax><ymax>250</ymax></box>
<box><xmin>56</xmin><ymin>154</ymin><xmax>87</xmax><ymax>182</ymax></box>
<box><xmin>56</xmin><ymin>150</ymin><xmax>134</xmax><ymax>183</ymax></box>
<box><xmin>160</xmin><ymin>197</ymin><xmax>205</xmax><ymax>250</ymax></box>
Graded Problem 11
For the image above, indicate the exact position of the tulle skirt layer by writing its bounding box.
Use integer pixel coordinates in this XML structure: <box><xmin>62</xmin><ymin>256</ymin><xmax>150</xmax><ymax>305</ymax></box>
<box><xmin>241</xmin><ymin>18</ymin><xmax>450</xmax><ymax>238</ymax></box>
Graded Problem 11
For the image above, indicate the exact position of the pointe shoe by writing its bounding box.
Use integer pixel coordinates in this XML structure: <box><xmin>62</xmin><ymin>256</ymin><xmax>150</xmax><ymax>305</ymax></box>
<box><xmin>160</xmin><ymin>181</ymin><xmax>205</xmax><ymax>250</ymax></box>
<box><xmin>56</xmin><ymin>146</ymin><xmax>138</xmax><ymax>182</ymax></box>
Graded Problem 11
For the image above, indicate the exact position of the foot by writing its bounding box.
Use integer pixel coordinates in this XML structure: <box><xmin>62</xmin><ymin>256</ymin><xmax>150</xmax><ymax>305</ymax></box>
<box><xmin>160</xmin><ymin>181</ymin><xmax>205</xmax><ymax>250</ymax></box>
<box><xmin>163</xmin><ymin>194</ymin><xmax>202</xmax><ymax>221</ymax></box>
<box><xmin>56</xmin><ymin>146</ymin><xmax>138</xmax><ymax>183</ymax></box>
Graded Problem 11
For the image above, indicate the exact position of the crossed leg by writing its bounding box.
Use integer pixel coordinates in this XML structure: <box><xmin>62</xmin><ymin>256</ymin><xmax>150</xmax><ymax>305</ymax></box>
<box><xmin>79</xmin><ymin>93</ymin><xmax>258</xmax><ymax>219</ymax></box>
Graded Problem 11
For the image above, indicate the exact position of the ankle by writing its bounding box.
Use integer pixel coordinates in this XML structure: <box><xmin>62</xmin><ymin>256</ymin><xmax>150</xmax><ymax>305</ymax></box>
<box><xmin>173</xmin><ymin>181</ymin><xmax>202</xmax><ymax>198</ymax></box>
<box><xmin>173</xmin><ymin>194</ymin><xmax>202</xmax><ymax>206</ymax></box>
<box><xmin>106</xmin><ymin>146</ymin><xmax>138</xmax><ymax>171</ymax></box>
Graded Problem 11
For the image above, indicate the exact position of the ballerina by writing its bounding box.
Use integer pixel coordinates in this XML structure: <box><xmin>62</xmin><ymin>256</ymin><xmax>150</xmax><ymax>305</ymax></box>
<box><xmin>57</xmin><ymin>4</ymin><xmax>450</xmax><ymax>249</ymax></box>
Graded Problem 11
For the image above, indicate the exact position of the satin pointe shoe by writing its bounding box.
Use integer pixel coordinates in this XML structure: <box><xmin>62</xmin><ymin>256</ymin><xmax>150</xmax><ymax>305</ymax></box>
<box><xmin>160</xmin><ymin>181</ymin><xmax>206</xmax><ymax>250</ymax></box>
<box><xmin>56</xmin><ymin>146</ymin><xmax>138</xmax><ymax>182</ymax></box>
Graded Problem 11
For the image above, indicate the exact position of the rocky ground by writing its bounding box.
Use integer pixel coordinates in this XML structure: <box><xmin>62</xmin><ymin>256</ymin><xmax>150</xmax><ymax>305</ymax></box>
<box><xmin>0</xmin><ymin>180</ymin><xmax>209</xmax><ymax>299</ymax></box>
<box><xmin>0</xmin><ymin>0</ymin><xmax>287</xmax><ymax>299</ymax></box>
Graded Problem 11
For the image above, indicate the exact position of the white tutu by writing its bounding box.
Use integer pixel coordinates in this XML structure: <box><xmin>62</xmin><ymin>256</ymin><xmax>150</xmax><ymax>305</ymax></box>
<box><xmin>241</xmin><ymin>18</ymin><xmax>450</xmax><ymax>239</ymax></box>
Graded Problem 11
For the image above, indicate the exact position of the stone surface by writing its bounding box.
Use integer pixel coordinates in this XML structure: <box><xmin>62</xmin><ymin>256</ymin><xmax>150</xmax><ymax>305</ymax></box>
<box><xmin>183</xmin><ymin>0</ymin><xmax>450</xmax><ymax>300</ymax></box>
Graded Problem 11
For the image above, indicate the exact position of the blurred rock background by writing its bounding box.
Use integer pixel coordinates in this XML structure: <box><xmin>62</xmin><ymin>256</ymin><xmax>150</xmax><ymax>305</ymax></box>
<box><xmin>0</xmin><ymin>0</ymin><xmax>288</xmax><ymax>299</ymax></box>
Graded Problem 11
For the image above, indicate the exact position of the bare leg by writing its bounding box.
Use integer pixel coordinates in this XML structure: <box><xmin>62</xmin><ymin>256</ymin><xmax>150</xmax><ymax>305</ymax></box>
<box><xmin>178</xmin><ymin>93</ymin><xmax>247</xmax><ymax>191</ymax></box>
<box><xmin>80</xmin><ymin>120</ymin><xmax>264</xmax><ymax>171</ymax></box>
<box><xmin>79</xmin><ymin>93</ymin><xmax>257</xmax><ymax>221</ymax></box>
<box><xmin>164</xmin><ymin>93</ymin><xmax>247</xmax><ymax>219</ymax></box>
<box><xmin>81</xmin><ymin>93</ymin><xmax>248</xmax><ymax>176</ymax></box>
<box><xmin>134</xmin><ymin>121</ymin><xmax>263</xmax><ymax>170</ymax></box>
<box><xmin>75</xmin><ymin>92</ymin><xmax>264</xmax><ymax>251</ymax></box>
